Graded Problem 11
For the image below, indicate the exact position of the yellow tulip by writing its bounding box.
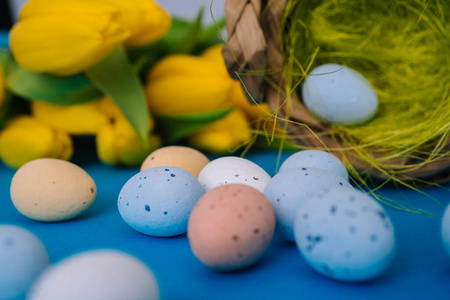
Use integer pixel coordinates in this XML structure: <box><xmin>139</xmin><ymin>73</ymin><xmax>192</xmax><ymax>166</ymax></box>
<box><xmin>31</xmin><ymin>100</ymin><xmax>110</xmax><ymax>135</ymax></box>
<box><xmin>0</xmin><ymin>64</ymin><xmax>5</xmax><ymax>108</ymax></box>
<box><xmin>229</xmin><ymin>80</ymin><xmax>273</xmax><ymax>122</ymax></box>
<box><xmin>96</xmin><ymin>115</ymin><xmax>160</xmax><ymax>166</ymax></box>
<box><xmin>10</xmin><ymin>0</ymin><xmax>129</xmax><ymax>75</ymax></box>
<box><xmin>93</xmin><ymin>0</ymin><xmax>171</xmax><ymax>47</ymax></box>
<box><xmin>0</xmin><ymin>116</ymin><xmax>72</xmax><ymax>169</ymax></box>
<box><xmin>145</xmin><ymin>53</ymin><xmax>234</xmax><ymax>114</ymax></box>
<box><xmin>19</xmin><ymin>0</ymin><xmax>119</xmax><ymax>20</ymax></box>
<box><xmin>187</xmin><ymin>109</ymin><xmax>252</xmax><ymax>153</ymax></box>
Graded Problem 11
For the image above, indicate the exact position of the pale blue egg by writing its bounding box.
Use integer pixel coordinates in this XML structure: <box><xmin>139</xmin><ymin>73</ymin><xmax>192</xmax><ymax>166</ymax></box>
<box><xmin>264</xmin><ymin>167</ymin><xmax>352</xmax><ymax>242</ymax></box>
<box><xmin>279</xmin><ymin>150</ymin><xmax>348</xmax><ymax>181</ymax></box>
<box><xmin>294</xmin><ymin>186</ymin><xmax>396</xmax><ymax>282</ymax></box>
<box><xmin>0</xmin><ymin>225</ymin><xmax>49</xmax><ymax>300</ymax></box>
<box><xmin>441</xmin><ymin>203</ymin><xmax>450</xmax><ymax>257</ymax></box>
<box><xmin>118</xmin><ymin>166</ymin><xmax>204</xmax><ymax>237</ymax></box>
<box><xmin>28</xmin><ymin>250</ymin><xmax>159</xmax><ymax>300</ymax></box>
<box><xmin>302</xmin><ymin>63</ymin><xmax>378</xmax><ymax>124</ymax></box>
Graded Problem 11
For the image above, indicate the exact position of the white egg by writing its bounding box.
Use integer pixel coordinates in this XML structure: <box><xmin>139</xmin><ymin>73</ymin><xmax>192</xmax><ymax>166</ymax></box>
<box><xmin>0</xmin><ymin>225</ymin><xmax>49</xmax><ymax>300</ymax></box>
<box><xmin>279</xmin><ymin>149</ymin><xmax>348</xmax><ymax>181</ymax></box>
<box><xmin>198</xmin><ymin>156</ymin><xmax>271</xmax><ymax>193</ymax></box>
<box><xmin>27</xmin><ymin>250</ymin><xmax>159</xmax><ymax>300</ymax></box>
<box><xmin>294</xmin><ymin>186</ymin><xmax>396</xmax><ymax>282</ymax></box>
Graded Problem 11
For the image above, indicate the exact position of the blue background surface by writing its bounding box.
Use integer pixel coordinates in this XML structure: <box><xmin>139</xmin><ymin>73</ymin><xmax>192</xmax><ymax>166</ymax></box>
<box><xmin>1</xmin><ymin>144</ymin><xmax>450</xmax><ymax>299</ymax></box>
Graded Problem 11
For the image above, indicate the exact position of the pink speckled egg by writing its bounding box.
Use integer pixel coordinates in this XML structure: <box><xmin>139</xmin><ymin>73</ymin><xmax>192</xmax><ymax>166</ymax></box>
<box><xmin>187</xmin><ymin>184</ymin><xmax>275</xmax><ymax>271</ymax></box>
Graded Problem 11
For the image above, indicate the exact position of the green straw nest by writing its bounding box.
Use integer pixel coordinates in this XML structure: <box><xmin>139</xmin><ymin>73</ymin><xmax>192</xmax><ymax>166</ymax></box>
<box><xmin>278</xmin><ymin>0</ymin><xmax>450</xmax><ymax>185</ymax></box>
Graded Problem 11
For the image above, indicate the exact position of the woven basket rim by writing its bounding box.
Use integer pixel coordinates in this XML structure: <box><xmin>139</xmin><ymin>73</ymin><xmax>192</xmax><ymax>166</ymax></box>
<box><xmin>222</xmin><ymin>0</ymin><xmax>450</xmax><ymax>184</ymax></box>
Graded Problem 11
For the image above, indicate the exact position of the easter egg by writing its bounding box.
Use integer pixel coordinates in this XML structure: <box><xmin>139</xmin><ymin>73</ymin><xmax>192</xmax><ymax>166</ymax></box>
<box><xmin>118</xmin><ymin>166</ymin><xmax>204</xmax><ymax>237</ymax></box>
<box><xmin>140</xmin><ymin>146</ymin><xmax>210</xmax><ymax>178</ymax></box>
<box><xmin>279</xmin><ymin>149</ymin><xmax>348</xmax><ymax>181</ymax></box>
<box><xmin>197</xmin><ymin>156</ymin><xmax>271</xmax><ymax>193</ymax></box>
<box><xmin>302</xmin><ymin>63</ymin><xmax>378</xmax><ymax>124</ymax></box>
<box><xmin>0</xmin><ymin>225</ymin><xmax>49</xmax><ymax>300</ymax></box>
<box><xmin>188</xmin><ymin>184</ymin><xmax>275</xmax><ymax>271</ymax></box>
<box><xmin>27</xmin><ymin>250</ymin><xmax>159</xmax><ymax>300</ymax></box>
<box><xmin>10</xmin><ymin>158</ymin><xmax>97</xmax><ymax>222</ymax></box>
<box><xmin>294</xmin><ymin>187</ymin><xmax>396</xmax><ymax>282</ymax></box>
<box><xmin>441</xmin><ymin>202</ymin><xmax>450</xmax><ymax>258</ymax></box>
<box><xmin>264</xmin><ymin>167</ymin><xmax>352</xmax><ymax>242</ymax></box>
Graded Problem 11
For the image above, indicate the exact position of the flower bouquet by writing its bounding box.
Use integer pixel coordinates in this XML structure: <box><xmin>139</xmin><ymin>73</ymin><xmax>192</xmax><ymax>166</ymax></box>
<box><xmin>0</xmin><ymin>0</ymin><xmax>288</xmax><ymax>169</ymax></box>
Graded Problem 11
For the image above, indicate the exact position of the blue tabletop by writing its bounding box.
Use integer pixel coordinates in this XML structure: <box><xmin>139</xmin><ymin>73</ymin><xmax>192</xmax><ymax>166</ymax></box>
<box><xmin>1</xmin><ymin>148</ymin><xmax>450</xmax><ymax>300</ymax></box>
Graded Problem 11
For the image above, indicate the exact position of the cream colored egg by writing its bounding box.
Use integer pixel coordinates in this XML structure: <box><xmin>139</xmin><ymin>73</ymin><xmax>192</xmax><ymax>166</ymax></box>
<box><xmin>10</xmin><ymin>158</ymin><xmax>96</xmax><ymax>222</ymax></box>
<box><xmin>140</xmin><ymin>146</ymin><xmax>209</xmax><ymax>178</ymax></box>
<box><xmin>188</xmin><ymin>184</ymin><xmax>276</xmax><ymax>271</ymax></box>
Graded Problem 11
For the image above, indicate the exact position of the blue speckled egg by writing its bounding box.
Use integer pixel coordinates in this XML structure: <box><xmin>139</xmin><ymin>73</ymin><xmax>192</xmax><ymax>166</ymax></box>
<box><xmin>294</xmin><ymin>187</ymin><xmax>396</xmax><ymax>282</ymax></box>
<box><xmin>118</xmin><ymin>166</ymin><xmax>204</xmax><ymax>237</ymax></box>
<box><xmin>279</xmin><ymin>150</ymin><xmax>348</xmax><ymax>181</ymax></box>
<box><xmin>0</xmin><ymin>225</ymin><xmax>49</xmax><ymax>300</ymax></box>
<box><xmin>264</xmin><ymin>167</ymin><xmax>352</xmax><ymax>242</ymax></box>
<box><xmin>302</xmin><ymin>63</ymin><xmax>378</xmax><ymax>124</ymax></box>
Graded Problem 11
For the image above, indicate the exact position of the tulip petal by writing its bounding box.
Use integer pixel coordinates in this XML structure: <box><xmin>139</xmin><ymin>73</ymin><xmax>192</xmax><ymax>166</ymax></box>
<box><xmin>149</xmin><ymin>55</ymin><xmax>229</xmax><ymax>79</ymax></box>
<box><xmin>19</xmin><ymin>0</ymin><xmax>120</xmax><ymax>21</ymax></box>
<box><xmin>31</xmin><ymin>100</ymin><xmax>109</xmax><ymax>135</ymax></box>
<box><xmin>187</xmin><ymin>109</ymin><xmax>252</xmax><ymax>154</ymax></box>
<box><xmin>92</xmin><ymin>0</ymin><xmax>171</xmax><ymax>47</ymax></box>
<box><xmin>0</xmin><ymin>116</ymin><xmax>73</xmax><ymax>168</ymax></box>
<box><xmin>96</xmin><ymin>115</ymin><xmax>160</xmax><ymax>166</ymax></box>
<box><xmin>10</xmin><ymin>15</ymin><xmax>129</xmax><ymax>75</ymax></box>
<box><xmin>147</xmin><ymin>75</ymin><xmax>232</xmax><ymax>114</ymax></box>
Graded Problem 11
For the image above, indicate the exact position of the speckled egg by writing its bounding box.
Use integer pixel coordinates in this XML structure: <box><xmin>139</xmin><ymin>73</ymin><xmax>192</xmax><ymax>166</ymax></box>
<box><xmin>10</xmin><ymin>158</ymin><xmax>97</xmax><ymax>222</ymax></box>
<box><xmin>279</xmin><ymin>150</ymin><xmax>348</xmax><ymax>181</ymax></box>
<box><xmin>441</xmin><ymin>202</ymin><xmax>450</xmax><ymax>258</ymax></box>
<box><xmin>197</xmin><ymin>156</ymin><xmax>271</xmax><ymax>193</ymax></box>
<box><xmin>118</xmin><ymin>166</ymin><xmax>204</xmax><ymax>237</ymax></box>
<box><xmin>27</xmin><ymin>250</ymin><xmax>159</xmax><ymax>300</ymax></box>
<box><xmin>140</xmin><ymin>146</ymin><xmax>210</xmax><ymax>178</ymax></box>
<box><xmin>302</xmin><ymin>63</ymin><xmax>378</xmax><ymax>124</ymax></box>
<box><xmin>294</xmin><ymin>187</ymin><xmax>396</xmax><ymax>282</ymax></box>
<box><xmin>264</xmin><ymin>167</ymin><xmax>352</xmax><ymax>242</ymax></box>
<box><xmin>188</xmin><ymin>184</ymin><xmax>275</xmax><ymax>271</ymax></box>
<box><xmin>0</xmin><ymin>225</ymin><xmax>49</xmax><ymax>300</ymax></box>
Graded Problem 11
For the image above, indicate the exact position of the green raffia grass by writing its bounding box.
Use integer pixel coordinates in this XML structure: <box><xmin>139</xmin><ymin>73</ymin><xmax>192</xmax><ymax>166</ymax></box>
<box><xmin>280</xmin><ymin>0</ymin><xmax>450</xmax><ymax>182</ymax></box>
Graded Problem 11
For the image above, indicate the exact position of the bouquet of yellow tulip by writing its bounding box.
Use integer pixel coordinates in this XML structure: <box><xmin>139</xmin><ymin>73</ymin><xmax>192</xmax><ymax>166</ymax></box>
<box><xmin>0</xmin><ymin>0</ymin><xmax>290</xmax><ymax>169</ymax></box>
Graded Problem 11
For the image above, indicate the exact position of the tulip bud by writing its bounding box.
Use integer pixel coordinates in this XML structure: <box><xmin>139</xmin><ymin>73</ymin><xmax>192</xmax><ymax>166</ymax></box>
<box><xmin>145</xmin><ymin>53</ymin><xmax>234</xmax><ymax>114</ymax></box>
<box><xmin>10</xmin><ymin>0</ymin><xmax>129</xmax><ymax>75</ymax></box>
<box><xmin>93</xmin><ymin>0</ymin><xmax>171</xmax><ymax>47</ymax></box>
<box><xmin>31</xmin><ymin>100</ymin><xmax>110</xmax><ymax>135</ymax></box>
<box><xmin>96</xmin><ymin>114</ymin><xmax>160</xmax><ymax>166</ymax></box>
<box><xmin>187</xmin><ymin>109</ymin><xmax>252</xmax><ymax>154</ymax></box>
<box><xmin>0</xmin><ymin>116</ymin><xmax>73</xmax><ymax>169</ymax></box>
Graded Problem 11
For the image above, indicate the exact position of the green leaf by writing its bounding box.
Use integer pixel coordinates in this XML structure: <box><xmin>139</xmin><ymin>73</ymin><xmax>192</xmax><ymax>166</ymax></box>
<box><xmin>154</xmin><ymin>107</ymin><xmax>234</xmax><ymax>144</ymax></box>
<box><xmin>6</xmin><ymin>57</ymin><xmax>101</xmax><ymax>105</ymax></box>
<box><xmin>85</xmin><ymin>47</ymin><xmax>149</xmax><ymax>145</ymax></box>
<box><xmin>176</xmin><ymin>7</ymin><xmax>205</xmax><ymax>54</ymax></box>
<box><xmin>0</xmin><ymin>49</ymin><xmax>9</xmax><ymax>66</ymax></box>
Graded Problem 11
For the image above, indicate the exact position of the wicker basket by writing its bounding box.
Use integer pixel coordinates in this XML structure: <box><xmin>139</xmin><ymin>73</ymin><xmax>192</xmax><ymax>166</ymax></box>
<box><xmin>222</xmin><ymin>0</ymin><xmax>450</xmax><ymax>184</ymax></box>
